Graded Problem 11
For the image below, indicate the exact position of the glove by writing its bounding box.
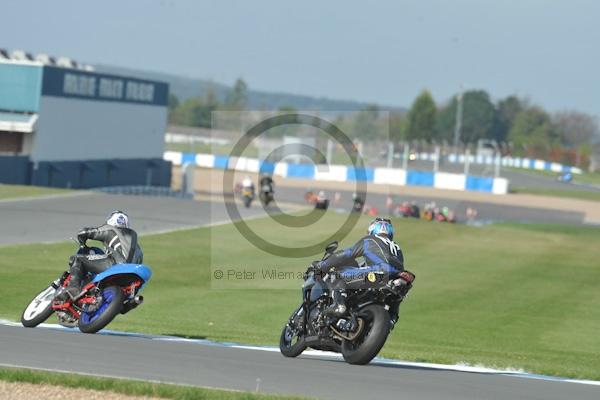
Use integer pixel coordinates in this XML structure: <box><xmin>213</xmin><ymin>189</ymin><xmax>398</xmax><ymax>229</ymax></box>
<box><xmin>312</xmin><ymin>260</ymin><xmax>325</xmax><ymax>272</ymax></box>
<box><xmin>76</xmin><ymin>229</ymin><xmax>89</xmax><ymax>245</ymax></box>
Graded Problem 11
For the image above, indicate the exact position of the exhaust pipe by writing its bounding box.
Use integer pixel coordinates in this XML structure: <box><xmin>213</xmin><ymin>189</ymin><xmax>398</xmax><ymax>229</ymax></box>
<box><xmin>121</xmin><ymin>295</ymin><xmax>144</xmax><ymax>314</ymax></box>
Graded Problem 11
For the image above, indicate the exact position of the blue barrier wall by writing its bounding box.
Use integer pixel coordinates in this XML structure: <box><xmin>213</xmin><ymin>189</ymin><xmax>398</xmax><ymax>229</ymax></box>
<box><xmin>213</xmin><ymin>155</ymin><xmax>229</xmax><ymax>169</ymax></box>
<box><xmin>181</xmin><ymin>153</ymin><xmax>196</xmax><ymax>164</ymax></box>
<box><xmin>346</xmin><ymin>166</ymin><xmax>374</xmax><ymax>182</ymax></box>
<box><xmin>0</xmin><ymin>156</ymin><xmax>30</xmax><ymax>184</ymax></box>
<box><xmin>29</xmin><ymin>158</ymin><xmax>171</xmax><ymax>188</ymax></box>
<box><xmin>406</xmin><ymin>170</ymin><xmax>434</xmax><ymax>186</ymax></box>
<box><xmin>259</xmin><ymin>161</ymin><xmax>275</xmax><ymax>175</ymax></box>
<box><xmin>286</xmin><ymin>164</ymin><xmax>315</xmax><ymax>179</ymax></box>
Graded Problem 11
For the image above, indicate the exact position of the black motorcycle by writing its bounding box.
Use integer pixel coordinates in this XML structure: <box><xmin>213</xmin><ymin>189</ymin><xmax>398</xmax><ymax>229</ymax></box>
<box><xmin>259</xmin><ymin>183</ymin><xmax>274</xmax><ymax>206</ymax></box>
<box><xmin>279</xmin><ymin>242</ymin><xmax>415</xmax><ymax>365</ymax></box>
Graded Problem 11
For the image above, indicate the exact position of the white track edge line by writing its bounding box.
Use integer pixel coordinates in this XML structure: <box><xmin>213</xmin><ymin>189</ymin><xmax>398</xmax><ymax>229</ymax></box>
<box><xmin>1</xmin><ymin>319</ymin><xmax>598</xmax><ymax>387</ymax></box>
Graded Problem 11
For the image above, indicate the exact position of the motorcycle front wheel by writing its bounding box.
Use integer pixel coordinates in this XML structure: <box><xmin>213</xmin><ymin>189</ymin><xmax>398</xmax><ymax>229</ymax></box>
<box><xmin>21</xmin><ymin>284</ymin><xmax>56</xmax><ymax>328</ymax></box>
<box><xmin>341</xmin><ymin>304</ymin><xmax>390</xmax><ymax>365</ymax></box>
<box><xmin>279</xmin><ymin>307</ymin><xmax>306</xmax><ymax>358</ymax></box>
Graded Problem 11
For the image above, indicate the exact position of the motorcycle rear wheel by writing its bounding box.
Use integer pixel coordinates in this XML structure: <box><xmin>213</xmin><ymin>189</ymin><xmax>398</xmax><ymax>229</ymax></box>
<box><xmin>341</xmin><ymin>304</ymin><xmax>390</xmax><ymax>365</ymax></box>
<box><xmin>78</xmin><ymin>286</ymin><xmax>123</xmax><ymax>334</ymax></box>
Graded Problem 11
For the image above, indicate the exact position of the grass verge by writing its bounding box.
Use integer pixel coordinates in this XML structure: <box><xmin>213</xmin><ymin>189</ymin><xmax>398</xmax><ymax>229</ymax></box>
<box><xmin>0</xmin><ymin>184</ymin><xmax>72</xmax><ymax>200</ymax></box>
<box><xmin>1</xmin><ymin>213</ymin><xmax>599</xmax><ymax>380</ymax></box>
<box><xmin>0</xmin><ymin>367</ymin><xmax>308</xmax><ymax>399</ymax></box>
<box><xmin>510</xmin><ymin>187</ymin><xmax>600</xmax><ymax>202</ymax></box>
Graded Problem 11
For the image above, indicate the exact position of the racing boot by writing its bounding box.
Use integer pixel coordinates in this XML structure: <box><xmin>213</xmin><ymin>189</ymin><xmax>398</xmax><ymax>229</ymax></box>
<box><xmin>55</xmin><ymin>283</ymin><xmax>80</xmax><ymax>302</ymax></box>
<box><xmin>323</xmin><ymin>290</ymin><xmax>348</xmax><ymax>317</ymax></box>
<box><xmin>55</xmin><ymin>259</ymin><xmax>82</xmax><ymax>301</ymax></box>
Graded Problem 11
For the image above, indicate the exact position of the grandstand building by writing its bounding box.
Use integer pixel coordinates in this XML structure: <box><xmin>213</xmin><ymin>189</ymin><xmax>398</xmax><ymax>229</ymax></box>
<box><xmin>0</xmin><ymin>49</ymin><xmax>171</xmax><ymax>188</ymax></box>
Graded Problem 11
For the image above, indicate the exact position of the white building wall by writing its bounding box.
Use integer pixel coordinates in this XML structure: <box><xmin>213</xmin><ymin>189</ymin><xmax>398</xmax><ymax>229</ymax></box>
<box><xmin>32</xmin><ymin>96</ymin><xmax>167</xmax><ymax>162</ymax></box>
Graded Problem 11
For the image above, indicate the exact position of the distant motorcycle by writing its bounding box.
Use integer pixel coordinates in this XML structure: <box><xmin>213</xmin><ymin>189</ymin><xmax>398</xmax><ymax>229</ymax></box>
<box><xmin>557</xmin><ymin>172</ymin><xmax>573</xmax><ymax>183</ymax></box>
<box><xmin>279</xmin><ymin>242</ymin><xmax>415</xmax><ymax>365</ymax></box>
<box><xmin>21</xmin><ymin>243</ymin><xmax>152</xmax><ymax>333</ymax></box>
<box><xmin>259</xmin><ymin>184</ymin><xmax>274</xmax><ymax>206</ymax></box>
<box><xmin>241</xmin><ymin>187</ymin><xmax>255</xmax><ymax>208</ymax></box>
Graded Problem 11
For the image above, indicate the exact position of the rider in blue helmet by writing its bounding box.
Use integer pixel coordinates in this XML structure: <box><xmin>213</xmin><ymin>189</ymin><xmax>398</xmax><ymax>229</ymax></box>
<box><xmin>314</xmin><ymin>217</ymin><xmax>405</xmax><ymax>317</ymax></box>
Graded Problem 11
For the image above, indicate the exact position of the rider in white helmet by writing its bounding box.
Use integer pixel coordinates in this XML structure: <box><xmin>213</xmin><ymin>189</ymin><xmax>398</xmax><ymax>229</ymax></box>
<box><xmin>58</xmin><ymin>210</ymin><xmax>143</xmax><ymax>300</ymax></box>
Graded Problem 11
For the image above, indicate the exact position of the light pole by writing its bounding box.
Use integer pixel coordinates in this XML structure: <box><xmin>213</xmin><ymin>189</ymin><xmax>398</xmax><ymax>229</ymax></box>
<box><xmin>453</xmin><ymin>89</ymin><xmax>464</xmax><ymax>156</ymax></box>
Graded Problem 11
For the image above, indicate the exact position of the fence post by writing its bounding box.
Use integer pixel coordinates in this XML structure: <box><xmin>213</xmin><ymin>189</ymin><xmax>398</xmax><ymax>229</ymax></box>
<box><xmin>402</xmin><ymin>143</ymin><xmax>409</xmax><ymax>170</ymax></box>
<box><xmin>387</xmin><ymin>141</ymin><xmax>394</xmax><ymax>168</ymax></box>
<box><xmin>433</xmin><ymin>145</ymin><xmax>440</xmax><ymax>173</ymax></box>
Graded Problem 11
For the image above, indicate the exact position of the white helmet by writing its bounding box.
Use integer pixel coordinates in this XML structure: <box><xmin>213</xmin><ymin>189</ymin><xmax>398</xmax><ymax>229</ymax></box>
<box><xmin>106</xmin><ymin>210</ymin><xmax>129</xmax><ymax>228</ymax></box>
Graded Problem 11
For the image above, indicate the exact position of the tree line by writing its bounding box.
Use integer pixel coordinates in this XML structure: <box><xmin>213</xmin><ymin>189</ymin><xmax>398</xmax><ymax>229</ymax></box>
<box><xmin>393</xmin><ymin>89</ymin><xmax>598</xmax><ymax>165</ymax></box>
<box><xmin>168</xmin><ymin>80</ymin><xmax>598</xmax><ymax>167</ymax></box>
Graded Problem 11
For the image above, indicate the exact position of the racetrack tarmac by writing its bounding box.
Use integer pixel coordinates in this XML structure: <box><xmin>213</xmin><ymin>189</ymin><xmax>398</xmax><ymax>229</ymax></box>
<box><xmin>269</xmin><ymin>186</ymin><xmax>587</xmax><ymax>225</ymax></box>
<box><xmin>0</xmin><ymin>192</ymin><xmax>274</xmax><ymax>246</ymax></box>
<box><xmin>0</xmin><ymin>187</ymin><xmax>590</xmax><ymax>248</ymax></box>
<box><xmin>0</xmin><ymin>324</ymin><xmax>598</xmax><ymax>400</ymax></box>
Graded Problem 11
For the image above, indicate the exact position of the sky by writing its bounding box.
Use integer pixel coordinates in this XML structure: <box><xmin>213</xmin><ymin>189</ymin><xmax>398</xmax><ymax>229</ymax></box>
<box><xmin>2</xmin><ymin>0</ymin><xmax>599</xmax><ymax>117</ymax></box>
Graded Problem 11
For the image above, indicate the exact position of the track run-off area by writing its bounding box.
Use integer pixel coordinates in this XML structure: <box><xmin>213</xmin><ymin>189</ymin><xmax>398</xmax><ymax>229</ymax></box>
<box><xmin>0</xmin><ymin>321</ymin><xmax>599</xmax><ymax>400</ymax></box>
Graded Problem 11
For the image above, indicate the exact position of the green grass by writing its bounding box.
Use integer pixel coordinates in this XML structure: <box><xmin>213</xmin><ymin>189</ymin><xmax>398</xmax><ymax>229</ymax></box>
<box><xmin>165</xmin><ymin>142</ymin><xmax>259</xmax><ymax>158</ymax></box>
<box><xmin>1</xmin><ymin>214</ymin><xmax>600</xmax><ymax>380</ymax></box>
<box><xmin>510</xmin><ymin>187</ymin><xmax>600</xmax><ymax>202</ymax></box>
<box><xmin>0</xmin><ymin>368</ymin><xmax>308</xmax><ymax>399</ymax></box>
<box><xmin>0</xmin><ymin>184</ymin><xmax>73</xmax><ymax>200</ymax></box>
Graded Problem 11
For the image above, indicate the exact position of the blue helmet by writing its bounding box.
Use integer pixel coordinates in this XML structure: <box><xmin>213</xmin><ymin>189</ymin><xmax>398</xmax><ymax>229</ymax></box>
<box><xmin>368</xmin><ymin>217</ymin><xmax>394</xmax><ymax>240</ymax></box>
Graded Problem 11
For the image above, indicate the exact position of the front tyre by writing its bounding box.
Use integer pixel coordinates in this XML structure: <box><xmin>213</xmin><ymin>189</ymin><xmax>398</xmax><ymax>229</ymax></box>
<box><xmin>21</xmin><ymin>285</ymin><xmax>56</xmax><ymax>328</ymax></box>
<box><xmin>341</xmin><ymin>304</ymin><xmax>390</xmax><ymax>365</ymax></box>
<box><xmin>279</xmin><ymin>307</ymin><xmax>307</xmax><ymax>358</ymax></box>
<box><xmin>78</xmin><ymin>286</ymin><xmax>123</xmax><ymax>334</ymax></box>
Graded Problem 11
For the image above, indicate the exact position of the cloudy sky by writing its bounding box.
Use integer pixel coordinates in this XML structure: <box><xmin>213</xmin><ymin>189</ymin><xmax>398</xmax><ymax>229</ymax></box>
<box><xmin>3</xmin><ymin>0</ymin><xmax>599</xmax><ymax>116</ymax></box>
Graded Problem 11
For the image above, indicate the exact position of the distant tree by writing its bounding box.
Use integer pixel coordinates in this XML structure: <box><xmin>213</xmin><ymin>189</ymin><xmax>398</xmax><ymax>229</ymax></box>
<box><xmin>552</xmin><ymin>110</ymin><xmax>598</xmax><ymax>148</ymax></box>
<box><xmin>168</xmin><ymin>93</ymin><xmax>179</xmax><ymax>111</ymax></box>
<box><xmin>169</xmin><ymin>88</ymin><xmax>220</xmax><ymax>128</ymax></box>
<box><xmin>225</xmin><ymin>78</ymin><xmax>248</xmax><ymax>110</ymax></box>
<box><xmin>508</xmin><ymin>106</ymin><xmax>558</xmax><ymax>157</ymax></box>
<box><xmin>405</xmin><ymin>90</ymin><xmax>437</xmax><ymax>142</ymax></box>
<box><xmin>492</xmin><ymin>95</ymin><xmax>524</xmax><ymax>143</ymax></box>
<box><xmin>263</xmin><ymin>106</ymin><xmax>299</xmax><ymax>137</ymax></box>
<box><xmin>389</xmin><ymin>111</ymin><xmax>407</xmax><ymax>143</ymax></box>
<box><xmin>436</xmin><ymin>90</ymin><xmax>497</xmax><ymax>144</ymax></box>
<box><xmin>350</xmin><ymin>104</ymin><xmax>382</xmax><ymax>139</ymax></box>
<box><xmin>278</xmin><ymin>105</ymin><xmax>297</xmax><ymax>113</ymax></box>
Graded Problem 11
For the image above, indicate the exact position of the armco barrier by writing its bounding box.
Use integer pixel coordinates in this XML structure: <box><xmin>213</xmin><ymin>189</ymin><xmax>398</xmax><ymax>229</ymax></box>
<box><xmin>30</xmin><ymin>158</ymin><xmax>171</xmax><ymax>188</ymax></box>
<box><xmin>165</xmin><ymin>151</ymin><xmax>509</xmax><ymax>194</ymax></box>
<box><xmin>444</xmin><ymin>153</ymin><xmax>582</xmax><ymax>174</ymax></box>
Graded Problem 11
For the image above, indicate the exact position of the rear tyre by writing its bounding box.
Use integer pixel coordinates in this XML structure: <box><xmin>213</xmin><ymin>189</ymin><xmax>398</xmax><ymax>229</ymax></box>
<box><xmin>279</xmin><ymin>307</ymin><xmax>307</xmax><ymax>358</ymax></box>
<box><xmin>78</xmin><ymin>286</ymin><xmax>123</xmax><ymax>334</ymax></box>
<box><xmin>21</xmin><ymin>285</ymin><xmax>56</xmax><ymax>328</ymax></box>
<box><xmin>341</xmin><ymin>304</ymin><xmax>390</xmax><ymax>365</ymax></box>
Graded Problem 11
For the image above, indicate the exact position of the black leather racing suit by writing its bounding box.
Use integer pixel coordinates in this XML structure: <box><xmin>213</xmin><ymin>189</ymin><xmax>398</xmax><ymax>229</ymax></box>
<box><xmin>318</xmin><ymin>234</ymin><xmax>404</xmax><ymax>315</ymax></box>
<box><xmin>68</xmin><ymin>224</ymin><xmax>143</xmax><ymax>289</ymax></box>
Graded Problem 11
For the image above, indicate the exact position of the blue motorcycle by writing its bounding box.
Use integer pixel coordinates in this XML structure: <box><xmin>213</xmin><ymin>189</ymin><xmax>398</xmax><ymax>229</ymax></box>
<box><xmin>21</xmin><ymin>244</ymin><xmax>152</xmax><ymax>333</ymax></box>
